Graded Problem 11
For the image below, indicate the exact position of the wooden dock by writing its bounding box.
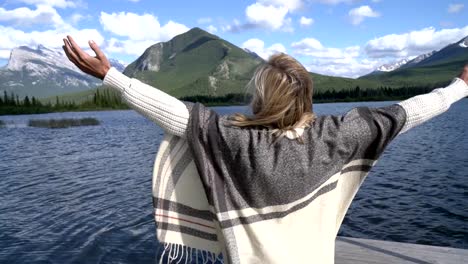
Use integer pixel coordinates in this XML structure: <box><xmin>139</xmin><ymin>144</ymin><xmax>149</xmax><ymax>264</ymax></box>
<box><xmin>336</xmin><ymin>237</ymin><xmax>467</xmax><ymax>264</ymax></box>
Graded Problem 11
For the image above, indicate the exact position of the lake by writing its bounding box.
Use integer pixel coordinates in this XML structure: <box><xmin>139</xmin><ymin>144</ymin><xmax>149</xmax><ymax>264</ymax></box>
<box><xmin>1</xmin><ymin>100</ymin><xmax>467</xmax><ymax>263</ymax></box>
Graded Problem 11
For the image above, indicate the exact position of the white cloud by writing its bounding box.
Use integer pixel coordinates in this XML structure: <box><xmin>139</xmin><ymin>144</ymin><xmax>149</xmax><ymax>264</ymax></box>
<box><xmin>206</xmin><ymin>25</ymin><xmax>218</xmax><ymax>34</ymax></box>
<box><xmin>105</xmin><ymin>38</ymin><xmax>156</xmax><ymax>56</ymax></box>
<box><xmin>448</xmin><ymin>3</ymin><xmax>464</xmax><ymax>13</ymax></box>
<box><xmin>304</xmin><ymin>57</ymin><xmax>382</xmax><ymax>78</ymax></box>
<box><xmin>242</xmin><ymin>38</ymin><xmax>286</xmax><ymax>59</ymax></box>
<box><xmin>365</xmin><ymin>26</ymin><xmax>468</xmax><ymax>58</ymax></box>
<box><xmin>99</xmin><ymin>12</ymin><xmax>189</xmax><ymax>41</ymax></box>
<box><xmin>290</xmin><ymin>37</ymin><xmax>379</xmax><ymax>77</ymax></box>
<box><xmin>300</xmin><ymin>16</ymin><xmax>314</xmax><ymax>26</ymax></box>
<box><xmin>197</xmin><ymin>17</ymin><xmax>212</xmax><ymax>24</ymax></box>
<box><xmin>293</xmin><ymin>25</ymin><xmax>468</xmax><ymax>77</ymax></box>
<box><xmin>226</xmin><ymin>0</ymin><xmax>305</xmax><ymax>32</ymax></box>
<box><xmin>128</xmin><ymin>0</ymin><xmax>141</xmax><ymax>2</ymax></box>
<box><xmin>69</xmin><ymin>13</ymin><xmax>88</xmax><ymax>25</ymax></box>
<box><xmin>99</xmin><ymin>12</ymin><xmax>189</xmax><ymax>56</ymax></box>
<box><xmin>292</xmin><ymin>38</ymin><xmax>323</xmax><ymax>50</ymax></box>
<box><xmin>245</xmin><ymin>3</ymin><xmax>289</xmax><ymax>30</ymax></box>
<box><xmin>0</xmin><ymin>3</ymin><xmax>104</xmax><ymax>60</ymax></box>
<box><xmin>0</xmin><ymin>50</ymin><xmax>11</xmax><ymax>59</ymax></box>
<box><xmin>0</xmin><ymin>25</ymin><xmax>104</xmax><ymax>59</ymax></box>
<box><xmin>0</xmin><ymin>5</ymin><xmax>65</xmax><ymax>27</ymax></box>
<box><xmin>291</xmin><ymin>38</ymin><xmax>360</xmax><ymax>58</ymax></box>
<box><xmin>259</xmin><ymin>0</ymin><xmax>304</xmax><ymax>11</ymax></box>
<box><xmin>348</xmin><ymin>5</ymin><xmax>380</xmax><ymax>25</ymax></box>
<box><xmin>17</xmin><ymin>0</ymin><xmax>79</xmax><ymax>8</ymax></box>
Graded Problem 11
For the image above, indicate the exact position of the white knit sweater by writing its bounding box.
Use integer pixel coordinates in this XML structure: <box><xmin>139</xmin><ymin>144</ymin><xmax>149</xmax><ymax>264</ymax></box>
<box><xmin>103</xmin><ymin>67</ymin><xmax>189</xmax><ymax>137</ymax></box>
<box><xmin>103</xmin><ymin>67</ymin><xmax>468</xmax><ymax>137</ymax></box>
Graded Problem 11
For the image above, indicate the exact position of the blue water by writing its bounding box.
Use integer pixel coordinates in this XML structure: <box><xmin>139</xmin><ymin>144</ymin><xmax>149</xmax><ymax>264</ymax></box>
<box><xmin>1</xmin><ymin>100</ymin><xmax>467</xmax><ymax>263</ymax></box>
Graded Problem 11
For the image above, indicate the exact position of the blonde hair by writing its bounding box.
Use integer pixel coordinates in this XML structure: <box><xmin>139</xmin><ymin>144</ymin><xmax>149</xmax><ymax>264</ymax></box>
<box><xmin>229</xmin><ymin>53</ymin><xmax>315</xmax><ymax>142</ymax></box>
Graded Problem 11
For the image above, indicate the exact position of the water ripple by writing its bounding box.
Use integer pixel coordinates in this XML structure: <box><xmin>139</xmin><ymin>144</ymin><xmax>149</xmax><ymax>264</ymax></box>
<box><xmin>1</xmin><ymin>102</ymin><xmax>467</xmax><ymax>263</ymax></box>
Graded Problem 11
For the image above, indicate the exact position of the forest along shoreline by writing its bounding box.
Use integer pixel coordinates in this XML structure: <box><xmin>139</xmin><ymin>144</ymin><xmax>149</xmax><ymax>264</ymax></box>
<box><xmin>0</xmin><ymin>82</ymin><xmax>457</xmax><ymax>116</ymax></box>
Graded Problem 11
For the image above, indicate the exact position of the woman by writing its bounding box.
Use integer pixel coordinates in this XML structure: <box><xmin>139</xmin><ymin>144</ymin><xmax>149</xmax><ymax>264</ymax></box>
<box><xmin>63</xmin><ymin>36</ymin><xmax>468</xmax><ymax>264</ymax></box>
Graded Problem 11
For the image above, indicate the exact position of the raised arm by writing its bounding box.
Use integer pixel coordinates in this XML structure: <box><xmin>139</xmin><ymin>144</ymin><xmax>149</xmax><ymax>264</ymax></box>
<box><xmin>102</xmin><ymin>68</ymin><xmax>188</xmax><ymax>137</ymax></box>
<box><xmin>398</xmin><ymin>66</ymin><xmax>468</xmax><ymax>134</ymax></box>
<box><xmin>62</xmin><ymin>36</ymin><xmax>188</xmax><ymax>138</ymax></box>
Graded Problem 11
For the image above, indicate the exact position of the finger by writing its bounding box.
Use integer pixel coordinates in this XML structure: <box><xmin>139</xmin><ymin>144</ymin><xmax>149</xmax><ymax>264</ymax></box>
<box><xmin>63</xmin><ymin>38</ymin><xmax>81</xmax><ymax>64</ymax></box>
<box><xmin>67</xmin><ymin>35</ymin><xmax>89</xmax><ymax>60</ymax></box>
<box><xmin>63</xmin><ymin>51</ymin><xmax>92</xmax><ymax>74</ymax></box>
<box><xmin>88</xmin><ymin>40</ymin><xmax>106</xmax><ymax>60</ymax></box>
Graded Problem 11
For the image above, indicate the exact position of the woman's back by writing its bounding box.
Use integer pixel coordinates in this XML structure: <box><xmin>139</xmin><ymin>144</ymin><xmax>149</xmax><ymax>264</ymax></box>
<box><xmin>176</xmin><ymin>102</ymin><xmax>405</xmax><ymax>263</ymax></box>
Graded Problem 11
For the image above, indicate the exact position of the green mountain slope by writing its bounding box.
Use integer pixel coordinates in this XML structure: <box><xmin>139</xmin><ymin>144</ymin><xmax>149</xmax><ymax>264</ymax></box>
<box><xmin>123</xmin><ymin>27</ymin><xmax>263</xmax><ymax>97</ymax></box>
<box><xmin>310</xmin><ymin>72</ymin><xmax>381</xmax><ymax>92</ymax></box>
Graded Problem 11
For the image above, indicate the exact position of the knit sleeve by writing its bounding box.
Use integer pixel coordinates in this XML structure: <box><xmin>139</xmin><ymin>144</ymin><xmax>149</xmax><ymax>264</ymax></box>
<box><xmin>103</xmin><ymin>67</ymin><xmax>189</xmax><ymax>138</ymax></box>
<box><xmin>340</xmin><ymin>104</ymin><xmax>407</xmax><ymax>160</ymax></box>
<box><xmin>398</xmin><ymin>78</ymin><xmax>468</xmax><ymax>134</ymax></box>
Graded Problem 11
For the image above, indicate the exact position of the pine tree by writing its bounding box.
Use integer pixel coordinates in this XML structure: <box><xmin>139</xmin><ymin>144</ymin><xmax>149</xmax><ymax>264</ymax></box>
<box><xmin>24</xmin><ymin>96</ymin><xmax>31</xmax><ymax>107</ymax></box>
<box><xmin>3</xmin><ymin>91</ymin><xmax>7</xmax><ymax>105</ymax></box>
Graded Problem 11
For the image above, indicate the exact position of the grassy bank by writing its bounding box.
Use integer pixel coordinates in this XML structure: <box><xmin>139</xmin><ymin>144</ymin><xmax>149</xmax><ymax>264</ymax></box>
<box><xmin>28</xmin><ymin>118</ymin><xmax>100</xmax><ymax>129</ymax></box>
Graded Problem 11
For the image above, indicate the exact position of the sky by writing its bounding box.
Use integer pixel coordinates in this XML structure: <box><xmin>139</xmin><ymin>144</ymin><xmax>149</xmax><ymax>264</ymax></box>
<box><xmin>0</xmin><ymin>0</ymin><xmax>467</xmax><ymax>78</ymax></box>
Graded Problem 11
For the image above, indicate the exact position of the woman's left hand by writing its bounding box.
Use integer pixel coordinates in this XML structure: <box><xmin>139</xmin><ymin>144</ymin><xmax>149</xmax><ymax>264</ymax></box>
<box><xmin>62</xmin><ymin>36</ymin><xmax>110</xmax><ymax>80</ymax></box>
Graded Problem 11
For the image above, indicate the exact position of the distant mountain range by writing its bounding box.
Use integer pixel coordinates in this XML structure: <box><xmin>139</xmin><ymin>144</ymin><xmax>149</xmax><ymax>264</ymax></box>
<box><xmin>369</xmin><ymin>51</ymin><xmax>437</xmax><ymax>74</ymax></box>
<box><xmin>361</xmin><ymin>36</ymin><xmax>468</xmax><ymax>86</ymax></box>
<box><xmin>0</xmin><ymin>28</ymin><xmax>466</xmax><ymax>101</ymax></box>
<box><xmin>0</xmin><ymin>45</ymin><xmax>126</xmax><ymax>98</ymax></box>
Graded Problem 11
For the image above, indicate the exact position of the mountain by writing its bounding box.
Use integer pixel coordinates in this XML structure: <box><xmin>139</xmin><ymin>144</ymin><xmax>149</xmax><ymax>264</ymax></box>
<box><xmin>399</xmin><ymin>51</ymin><xmax>436</xmax><ymax>69</ymax></box>
<box><xmin>365</xmin><ymin>51</ymin><xmax>436</xmax><ymax>77</ymax></box>
<box><xmin>121</xmin><ymin>27</ymin><xmax>383</xmax><ymax>98</ymax></box>
<box><xmin>123</xmin><ymin>27</ymin><xmax>265</xmax><ymax>97</ymax></box>
<box><xmin>460</xmin><ymin>37</ymin><xmax>468</xmax><ymax>48</ymax></box>
<box><xmin>360</xmin><ymin>36</ymin><xmax>468</xmax><ymax>86</ymax></box>
<box><xmin>366</xmin><ymin>58</ymin><xmax>413</xmax><ymax>76</ymax></box>
<box><xmin>407</xmin><ymin>36</ymin><xmax>468</xmax><ymax>67</ymax></box>
<box><xmin>0</xmin><ymin>45</ymin><xmax>126</xmax><ymax>98</ymax></box>
<box><xmin>377</xmin><ymin>58</ymin><xmax>412</xmax><ymax>72</ymax></box>
<box><xmin>243</xmin><ymin>48</ymin><xmax>263</xmax><ymax>60</ymax></box>
<box><xmin>109</xmin><ymin>59</ymin><xmax>127</xmax><ymax>72</ymax></box>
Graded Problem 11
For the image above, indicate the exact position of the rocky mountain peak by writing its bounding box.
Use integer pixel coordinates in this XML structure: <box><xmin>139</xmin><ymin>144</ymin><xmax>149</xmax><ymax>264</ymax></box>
<box><xmin>1</xmin><ymin>44</ymin><xmax>127</xmax><ymax>98</ymax></box>
<box><xmin>459</xmin><ymin>36</ymin><xmax>468</xmax><ymax>48</ymax></box>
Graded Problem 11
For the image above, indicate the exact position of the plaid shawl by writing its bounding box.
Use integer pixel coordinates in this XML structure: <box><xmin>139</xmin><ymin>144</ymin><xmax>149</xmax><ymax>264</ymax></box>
<box><xmin>152</xmin><ymin>103</ymin><xmax>406</xmax><ymax>264</ymax></box>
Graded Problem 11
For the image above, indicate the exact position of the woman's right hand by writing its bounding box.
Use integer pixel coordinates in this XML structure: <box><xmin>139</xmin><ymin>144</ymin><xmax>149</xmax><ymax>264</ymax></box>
<box><xmin>62</xmin><ymin>36</ymin><xmax>111</xmax><ymax>80</ymax></box>
<box><xmin>460</xmin><ymin>65</ymin><xmax>468</xmax><ymax>85</ymax></box>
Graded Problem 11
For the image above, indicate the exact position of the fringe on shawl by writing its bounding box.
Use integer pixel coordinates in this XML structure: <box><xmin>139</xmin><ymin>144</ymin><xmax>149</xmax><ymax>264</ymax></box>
<box><xmin>157</xmin><ymin>243</ymin><xmax>224</xmax><ymax>264</ymax></box>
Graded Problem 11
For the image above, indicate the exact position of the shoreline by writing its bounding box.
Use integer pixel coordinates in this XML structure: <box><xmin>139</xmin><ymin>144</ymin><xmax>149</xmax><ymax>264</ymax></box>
<box><xmin>2</xmin><ymin>97</ymin><xmax>466</xmax><ymax>117</ymax></box>
<box><xmin>0</xmin><ymin>96</ymin><xmax>420</xmax><ymax>116</ymax></box>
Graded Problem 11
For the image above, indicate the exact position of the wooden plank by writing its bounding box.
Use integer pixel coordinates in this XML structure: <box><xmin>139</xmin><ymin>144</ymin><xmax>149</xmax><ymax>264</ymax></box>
<box><xmin>335</xmin><ymin>237</ymin><xmax>467</xmax><ymax>264</ymax></box>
